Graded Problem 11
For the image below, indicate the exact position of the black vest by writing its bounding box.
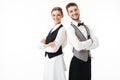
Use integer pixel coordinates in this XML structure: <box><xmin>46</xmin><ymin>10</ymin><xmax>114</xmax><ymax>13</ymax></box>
<box><xmin>45</xmin><ymin>24</ymin><xmax>63</xmax><ymax>58</ymax></box>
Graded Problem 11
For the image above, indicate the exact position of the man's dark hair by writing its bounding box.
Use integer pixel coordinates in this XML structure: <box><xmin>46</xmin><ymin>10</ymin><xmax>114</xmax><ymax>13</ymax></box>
<box><xmin>66</xmin><ymin>2</ymin><xmax>78</xmax><ymax>12</ymax></box>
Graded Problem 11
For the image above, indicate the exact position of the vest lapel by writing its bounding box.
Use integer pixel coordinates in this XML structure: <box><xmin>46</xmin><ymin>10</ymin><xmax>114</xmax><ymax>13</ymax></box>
<box><xmin>71</xmin><ymin>23</ymin><xmax>86</xmax><ymax>41</ymax></box>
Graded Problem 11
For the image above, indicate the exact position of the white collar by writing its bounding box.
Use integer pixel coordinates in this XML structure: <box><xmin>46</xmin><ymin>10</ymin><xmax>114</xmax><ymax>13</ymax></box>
<box><xmin>72</xmin><ymin>20</ymin><xmax>83</xmax><ymax>27</ymax></box>
<box><xmin>51</xmin><ymin>23</ymin><xmax>62</xmax><ymax>32</ymax></box>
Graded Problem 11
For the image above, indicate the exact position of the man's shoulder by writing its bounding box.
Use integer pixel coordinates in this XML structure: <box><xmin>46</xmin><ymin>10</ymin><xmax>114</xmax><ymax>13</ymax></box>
<box><xmin>65</xmin><ymin>24</ymin><xmax>74</xmax><ymax>29</ymax></box>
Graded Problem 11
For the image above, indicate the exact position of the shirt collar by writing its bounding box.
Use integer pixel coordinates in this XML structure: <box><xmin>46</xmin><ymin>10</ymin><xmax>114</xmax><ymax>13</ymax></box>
<box><xmin>51</xmin><ymin>23</ymin><xmax>62</xmax><ymax>32</ymax></box>
<box><xmin>72</xmin><ymin>20</ymin><xmax>83</xmax><ymax>27</ymax></box>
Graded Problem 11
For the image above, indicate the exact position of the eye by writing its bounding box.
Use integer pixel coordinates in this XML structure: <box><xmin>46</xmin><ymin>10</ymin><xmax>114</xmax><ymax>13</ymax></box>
<box><xmin>74</xmin><ymin>9</ymin><xmax>77</xmax><ymax>11</ymax></box>
<box><xmin>52</xmin><ymin>14</ymin><xmax>55</xmax><ymax>17</ymax></box>
<box><xmin>57</xmin><ymin>14</ymin><xmax>61</xmax><ymax>16</ymax></box>
<box><xmin>69</xmin><ymin>10</ymin><xmax>73</xmax><ymax>13</ymax></box>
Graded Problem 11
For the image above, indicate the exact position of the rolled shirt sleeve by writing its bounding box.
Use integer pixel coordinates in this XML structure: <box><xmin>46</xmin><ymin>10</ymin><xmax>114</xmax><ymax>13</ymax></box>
<box><xmin>66</xmin><ymin>25</ymin><xmax>92</xmax><ymax>51</ymax></box>
<box><xmin>85</xmin><ymin>26</ymin><xmax>99</xmax><ymax>50</ymax></box>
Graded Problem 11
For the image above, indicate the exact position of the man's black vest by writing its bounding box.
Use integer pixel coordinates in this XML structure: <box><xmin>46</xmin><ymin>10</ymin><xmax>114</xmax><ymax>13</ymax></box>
<box><xmin>45</xmin><ymin>24</ymin><xmax>63</xmax><ymax>58</ymax></box>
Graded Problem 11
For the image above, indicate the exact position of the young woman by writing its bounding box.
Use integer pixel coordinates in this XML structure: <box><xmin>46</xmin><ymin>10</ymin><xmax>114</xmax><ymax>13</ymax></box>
<box><xmin>40</xmin><ymin>7</ymin><xmax>66</xmax><ymax>80</ymax></box>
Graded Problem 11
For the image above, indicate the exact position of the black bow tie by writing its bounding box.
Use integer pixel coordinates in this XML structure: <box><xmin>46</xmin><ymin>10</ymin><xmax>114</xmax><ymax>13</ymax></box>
<box><xmin>78</xmin><ymin>22</ymin><xmax>84</xmax><ymax>27</ymax></box>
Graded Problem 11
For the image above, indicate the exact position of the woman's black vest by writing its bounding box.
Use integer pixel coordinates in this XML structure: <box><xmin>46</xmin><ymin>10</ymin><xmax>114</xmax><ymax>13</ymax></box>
<box><xmin>45</xmin><ymin>24</ymin><xmax>63</xmax><ymax>58</ymax></box>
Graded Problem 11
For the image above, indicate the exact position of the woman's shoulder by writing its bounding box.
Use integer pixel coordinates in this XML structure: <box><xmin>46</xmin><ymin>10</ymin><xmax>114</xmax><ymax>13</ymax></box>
<box><xmin>59</xmin><ymin>26</ymin><xmax>66</xmax><ymax>33</ymax></box>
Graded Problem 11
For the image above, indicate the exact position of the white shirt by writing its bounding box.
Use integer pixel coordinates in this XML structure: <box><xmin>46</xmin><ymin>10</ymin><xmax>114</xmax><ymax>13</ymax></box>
<box><xmin>66</xmin><ymin>20</ymin><xmax>99</xmax><ymax>51</ymax></box>
<box><xmin>40</xmin><ymin>23</ymin><xmax>67</xmax><ymax>53</ymax></box>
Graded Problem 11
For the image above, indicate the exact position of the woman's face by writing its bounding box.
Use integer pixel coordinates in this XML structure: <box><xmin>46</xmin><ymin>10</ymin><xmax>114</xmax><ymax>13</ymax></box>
<box><xmin>51</xmin><ymin>10</ymin><xmax>63</xmax><ymax>25</ymax></box>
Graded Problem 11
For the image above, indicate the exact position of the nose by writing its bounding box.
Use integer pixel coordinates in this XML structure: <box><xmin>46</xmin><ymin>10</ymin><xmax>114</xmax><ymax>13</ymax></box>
<box><xmin>73</xmin><ymin>11</ymin><xmax>76</xmax><ymax>14</ymax></box>
<box><xmin>54</xmin><ymin>15</ymin><xmax>59</xmax><ymax>19</ymax></box>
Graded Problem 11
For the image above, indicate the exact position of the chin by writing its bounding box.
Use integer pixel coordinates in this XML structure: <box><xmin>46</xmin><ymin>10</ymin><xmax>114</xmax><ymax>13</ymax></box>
<box><xmin>72</xmin><ymin>17</ymin><xmax>79</xmax><ymax>21</ymax></box>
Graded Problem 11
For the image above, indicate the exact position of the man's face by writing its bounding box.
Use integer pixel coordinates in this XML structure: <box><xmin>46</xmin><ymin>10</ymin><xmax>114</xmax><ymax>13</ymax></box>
<box><xmin>67</xmin><ymin>6</ymin><xmax>80</xmax><ymax>21</ymax></box>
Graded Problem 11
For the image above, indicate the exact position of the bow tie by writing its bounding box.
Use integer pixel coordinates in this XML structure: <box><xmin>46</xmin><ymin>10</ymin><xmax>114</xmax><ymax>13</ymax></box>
<box><xmin>78</xmin><ymin>22</ymin><xmax>84</xmax><ymax>27</ymax></box>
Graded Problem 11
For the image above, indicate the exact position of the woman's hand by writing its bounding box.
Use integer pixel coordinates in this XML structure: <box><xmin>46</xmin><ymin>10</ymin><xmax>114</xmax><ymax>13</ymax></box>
<box><xmin>48</xmin><ymin>42</ymin><xmax>56</xmax><ymax>48</ymax></box>
<box><xmin>40</xmin><ymin>38</ymin><xmax>46</xmax><ymax>44</ymax></box>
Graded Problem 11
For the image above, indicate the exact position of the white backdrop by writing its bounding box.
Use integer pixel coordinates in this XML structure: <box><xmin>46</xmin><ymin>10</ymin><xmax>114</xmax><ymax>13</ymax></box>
<box><xmin>0</xmin><ymin>0</ymin><xmax>120</xmax><ymax>80</ymax></box>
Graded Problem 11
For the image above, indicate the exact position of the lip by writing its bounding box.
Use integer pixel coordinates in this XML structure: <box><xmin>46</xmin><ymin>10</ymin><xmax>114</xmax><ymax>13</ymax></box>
<box><xmin>73</xmin><ymin>15</ymin><xmax>78</xmax><ymax>18</ymax></box>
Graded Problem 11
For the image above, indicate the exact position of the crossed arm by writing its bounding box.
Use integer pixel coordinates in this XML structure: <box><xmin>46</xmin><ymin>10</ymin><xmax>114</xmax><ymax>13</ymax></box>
<box><xmin>40</xmin><ymin>27</ymin><xmax>66</xmax><ymax>53</ymax></box>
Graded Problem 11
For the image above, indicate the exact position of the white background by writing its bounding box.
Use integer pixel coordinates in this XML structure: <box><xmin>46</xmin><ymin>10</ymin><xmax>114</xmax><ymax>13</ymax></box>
<box><xmin>0</xmin><ymin>0</ymin><xmax>120</xmax><ymax>80</ymax></box>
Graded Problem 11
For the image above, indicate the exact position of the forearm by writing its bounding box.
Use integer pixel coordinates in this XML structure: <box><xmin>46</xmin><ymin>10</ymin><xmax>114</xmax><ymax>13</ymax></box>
<box><xmin>40</xmin><ymin>41</ymin><xmax>57</xmax><ymax>52</ymax></box>
<box><xmin>40</xmin><ymin>27</ymin><xmax>66</xmax><ymax>53</ymax></box>
<box><xmin>72</xmin><ymin>39</ymin><xmax>92</xmax><ymax>51</ymax></box>
<box><xmin>85</xmin><ymin>37</ymin><xmax>99</xmax><ymax>50</ymax></box>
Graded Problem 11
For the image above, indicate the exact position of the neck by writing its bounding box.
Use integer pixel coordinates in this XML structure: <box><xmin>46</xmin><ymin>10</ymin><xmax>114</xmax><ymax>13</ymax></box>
<box><xmin>75</xmin><ymin>19</ymin><xmax>81</xmax><ymax>22</ymax></box>
<box><xmin>73</xmin><ymin>19</ymin><xmax>81</xmax><ymax>23</ymax></box>
<box><xmin>54</xmin><ymin>22</ymin><xmax>61</xmax><ymax>26</ymax></box>
<box><xmin>72</xmin><ymin>18</ymin><xmax>80</xmax><ymax>22</ymax></box>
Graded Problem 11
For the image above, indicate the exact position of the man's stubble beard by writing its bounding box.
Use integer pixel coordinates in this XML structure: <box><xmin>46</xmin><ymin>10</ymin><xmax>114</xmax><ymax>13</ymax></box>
<box><xmin>71</xmin><ymin>15</ymin><xmax>80</xmax><ymax>21</ymax></box>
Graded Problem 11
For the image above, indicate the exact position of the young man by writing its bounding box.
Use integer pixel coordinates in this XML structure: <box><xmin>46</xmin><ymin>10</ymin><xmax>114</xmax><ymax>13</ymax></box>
<box><xmin>65</xmin><ymin>2</ymin><xmax>99</xmax><ymax>80</ymax></box>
